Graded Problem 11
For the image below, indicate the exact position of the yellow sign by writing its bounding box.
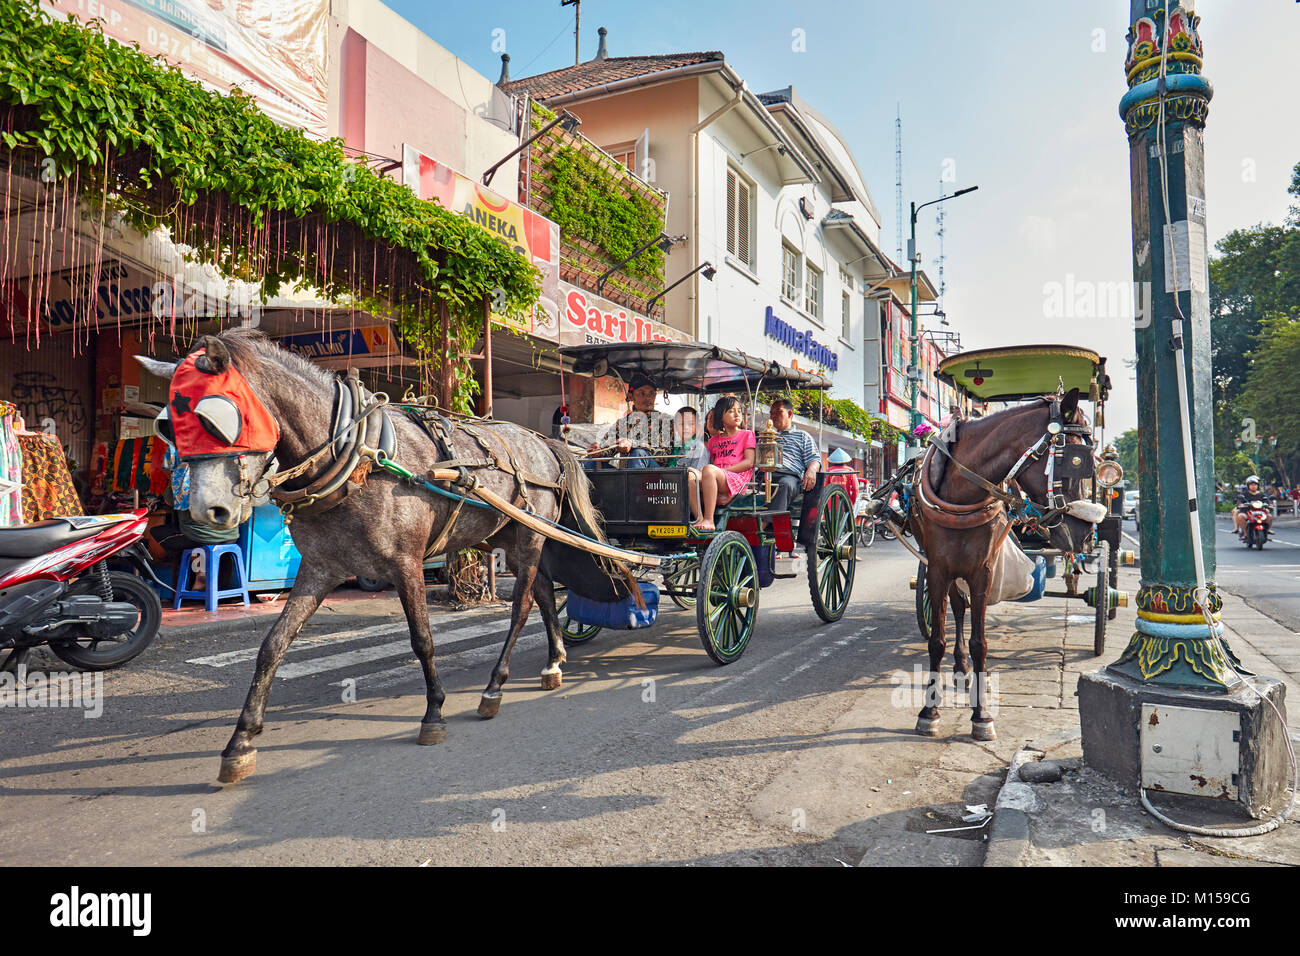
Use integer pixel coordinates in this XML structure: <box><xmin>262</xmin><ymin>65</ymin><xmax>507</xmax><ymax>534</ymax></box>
<box><xmin>648</xmin><ymin>525</ymin><xmax>687</xmax><ymax>538</ymax></box>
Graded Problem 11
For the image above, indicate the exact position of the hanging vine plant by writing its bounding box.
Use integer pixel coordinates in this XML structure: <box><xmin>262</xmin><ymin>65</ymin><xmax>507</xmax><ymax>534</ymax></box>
<box><xmin>0</xmin><ymin>0</ymin><xmax>540</xmax><ymax>412</ymax></box>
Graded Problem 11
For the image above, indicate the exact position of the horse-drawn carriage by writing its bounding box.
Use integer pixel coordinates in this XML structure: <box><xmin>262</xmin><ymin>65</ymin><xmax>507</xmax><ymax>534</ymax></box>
<box><xmin>901</xmin><ymin>345</ymin><xmax>1129</xmax><ymax>657</ymax></box>
<box><xmin>554</xmin><ymin>342</ymin><xmax>857</xmax><ymax>664</ymax></box>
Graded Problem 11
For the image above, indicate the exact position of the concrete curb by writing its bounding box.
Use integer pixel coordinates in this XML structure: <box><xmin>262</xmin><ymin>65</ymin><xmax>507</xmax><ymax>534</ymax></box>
<box><xmin>983</xmin><ymin>749</ymin><xmax>1044</xmax><ymax>866</ymax></box>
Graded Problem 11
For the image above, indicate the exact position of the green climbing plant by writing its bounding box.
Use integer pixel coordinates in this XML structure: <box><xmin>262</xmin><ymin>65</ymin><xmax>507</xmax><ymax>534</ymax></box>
<box><xmin>0</xmin><ymin>0</ymin><xmax>540</xmax><ymax>412</ymax></box>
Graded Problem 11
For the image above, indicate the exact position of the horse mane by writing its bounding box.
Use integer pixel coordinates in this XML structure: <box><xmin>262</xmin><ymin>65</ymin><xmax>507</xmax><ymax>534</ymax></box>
<box><xmin>215</xmin><ymin>327</ymin><xmax>334</xmax><ymax>389</ymax></box>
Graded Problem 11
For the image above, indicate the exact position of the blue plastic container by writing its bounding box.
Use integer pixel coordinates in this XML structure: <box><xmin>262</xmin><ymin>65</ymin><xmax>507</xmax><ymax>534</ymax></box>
<box><xmin>1014</xmin><ymin>557</ymin><xmax>1048</xmax><ymax>603</ymax></box>
<box><xmin>565</xmin><ymin>581</ymin><xmax>660</xmax><ymax>629</ymax></box>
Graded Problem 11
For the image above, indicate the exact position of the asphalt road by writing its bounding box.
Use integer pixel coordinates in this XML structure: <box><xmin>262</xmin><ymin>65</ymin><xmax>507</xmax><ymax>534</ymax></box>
<box><xmin>1211</xmin><ymin>516</ymin><xmax>1300</xmax><ymax>633</ymax></box>
<box><xmin>3</xmin><ymin>541</ymin><xmax>989</xmax><ymax>867</ymax></box>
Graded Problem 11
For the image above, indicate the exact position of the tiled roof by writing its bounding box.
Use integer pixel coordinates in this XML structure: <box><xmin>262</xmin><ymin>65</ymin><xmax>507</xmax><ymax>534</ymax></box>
<box><xmin>503</xmin><ymin>52</ymin><xmax>725</xmax><ymax>100</ymax></box>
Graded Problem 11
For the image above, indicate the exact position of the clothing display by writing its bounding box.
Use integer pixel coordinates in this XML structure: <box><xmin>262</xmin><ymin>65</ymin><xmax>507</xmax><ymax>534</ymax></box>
<box><xmin>0</xmin><ymin>401</ymin><xmax>21</xmax><ymax>525</ymax></box>
<box><xmin>17</xmin><ymin>432</ymin><xmax>82</xmax><ymax>522</ymax></box>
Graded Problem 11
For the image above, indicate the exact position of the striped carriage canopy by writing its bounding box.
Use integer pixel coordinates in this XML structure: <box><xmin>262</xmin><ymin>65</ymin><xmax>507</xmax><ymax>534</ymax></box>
<box><xmin>559</xmin><ymin>343</ymin><xmax>833</xmax><ymax>395</ymax></box>
<box><xmin>935</xmin><ymin>345</ymin><xmax>1109</xmax><ymax>403</ymax></box>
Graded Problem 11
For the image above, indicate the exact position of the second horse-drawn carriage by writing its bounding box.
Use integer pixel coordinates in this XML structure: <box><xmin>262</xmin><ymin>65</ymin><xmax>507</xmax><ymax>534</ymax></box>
<box><xmin>554</xmin><ymin>341</ymin><xmax>858</xmax><ymax>664</ymax></box>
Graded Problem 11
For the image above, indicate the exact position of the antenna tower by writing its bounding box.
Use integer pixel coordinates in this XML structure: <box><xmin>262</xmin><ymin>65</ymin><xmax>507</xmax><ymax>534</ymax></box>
<box><xmin>894</xmin><ymin>106</ymin><xmax>903</xmax><ymax>264</ymax></box>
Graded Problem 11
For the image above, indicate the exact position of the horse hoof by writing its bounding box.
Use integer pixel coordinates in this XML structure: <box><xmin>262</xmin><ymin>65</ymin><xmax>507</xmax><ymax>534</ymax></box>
<box><xmin>971</xmin><ymin>720</ymin><xmax>997</xmax><ymax>741</ymax></box>
<box><xmin>217</xmin><ymin>751</ymin><xmax>256</xmax><ymax>784</ymax></box>
<box><xmin>914</xmin><ymin>717</ymin><xmax>941</xmax><ymax>736</ymax></box>
<box><xmin>539</xmin><ymin>670</ymin><xmax>562</xmax><ymax>691</ymax></box>
<box><xmin>477</xmin><ymin>694</ymin><xmax>502</xmax><ymax>719</ymax></box>
<box><xmin>417</xmin><ymin>722</ymin><xmax>448</xmax><ymax>746</ymax></box>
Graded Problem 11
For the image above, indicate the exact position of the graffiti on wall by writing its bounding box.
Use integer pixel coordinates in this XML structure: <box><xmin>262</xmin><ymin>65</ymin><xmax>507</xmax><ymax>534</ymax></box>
<box><xmin>9</xmin><ymin>370</ymin><xmax>89</xmax><ymax>450</ymax></box>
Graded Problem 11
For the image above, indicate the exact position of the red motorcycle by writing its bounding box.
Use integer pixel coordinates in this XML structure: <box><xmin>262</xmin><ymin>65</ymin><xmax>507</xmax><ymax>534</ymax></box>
<box><xmin>1241</xmin><ymin>500</ymin><xmax>1271</xmax><ymax>550</ymax></box>
<box><xmin>0</xmin><ymin>511</ymin><xmax>163</xmax><ymax>670</ymax></box>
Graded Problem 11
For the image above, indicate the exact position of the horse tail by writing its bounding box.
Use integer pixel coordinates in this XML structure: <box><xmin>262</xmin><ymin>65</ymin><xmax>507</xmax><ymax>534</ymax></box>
<box><xmin>542</xmin><ymin>438</ymin><xmax>645</xmax><ymax>609</ymax></box>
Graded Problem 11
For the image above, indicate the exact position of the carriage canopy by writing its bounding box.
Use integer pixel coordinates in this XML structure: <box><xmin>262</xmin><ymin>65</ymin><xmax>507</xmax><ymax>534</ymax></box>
<box><xmin>935</xmin><ymin>345</ymin><xmax>1108</xmax><ymax>403</ymax></box>
<box><xmin>559</xmin><ymin>342</ymin><xmax>833</xmax><ymax>395</ymax></box>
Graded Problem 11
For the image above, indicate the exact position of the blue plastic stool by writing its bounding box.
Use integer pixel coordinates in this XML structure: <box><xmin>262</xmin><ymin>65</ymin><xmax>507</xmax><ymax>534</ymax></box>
<box><xmin>173</xmin><ymin>544</ymin><xmax>250</xmax><ymax>612</ymax></box>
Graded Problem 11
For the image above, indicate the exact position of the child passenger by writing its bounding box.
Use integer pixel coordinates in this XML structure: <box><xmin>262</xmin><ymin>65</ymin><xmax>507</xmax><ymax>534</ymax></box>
<box><xmin>689</xmin><ymin>396</ymin><xmax>755</xmax><ymax>532</ymax></box>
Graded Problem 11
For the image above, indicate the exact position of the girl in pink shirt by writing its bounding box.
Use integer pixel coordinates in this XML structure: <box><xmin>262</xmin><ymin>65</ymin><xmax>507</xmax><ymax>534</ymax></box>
<box><xmin>690</xmin><ymin>396</ymin><xmax>755</xmax><ymax>532</ymax></box>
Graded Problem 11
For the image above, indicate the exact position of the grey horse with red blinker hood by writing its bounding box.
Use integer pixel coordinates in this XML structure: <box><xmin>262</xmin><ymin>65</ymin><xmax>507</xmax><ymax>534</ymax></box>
<box><xmin>139</xmin><ymin>329</ymin><xmax>639</xmax><ymax>784</ymax></box>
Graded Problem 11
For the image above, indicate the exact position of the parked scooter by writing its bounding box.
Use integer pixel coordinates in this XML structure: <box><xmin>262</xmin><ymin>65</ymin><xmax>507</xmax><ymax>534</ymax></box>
<box><xmin>0</xmin><ymin>511</ymin><xmax>163</xmax><ymax>670</ymax></box>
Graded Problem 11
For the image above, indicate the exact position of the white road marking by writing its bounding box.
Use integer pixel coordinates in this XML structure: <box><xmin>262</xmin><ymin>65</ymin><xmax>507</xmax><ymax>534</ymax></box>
<box><xmin>777</xmin><ymin>626</ymin><xmax>876</xmax><ymax>685</ymax></box>
<box><xmin>185</xmin><ymin>609</ymin><xmax>514</xmax><ymax>669</ymax></box>
<box><xmin>275</xmin><ymin>615</ymin><xmax>522</xmax><ymax>680</ymax></box>
<box><xmin>186</xmin><ymin>621</ymin><xmax>409</xmax><ymax>668</ymax></box>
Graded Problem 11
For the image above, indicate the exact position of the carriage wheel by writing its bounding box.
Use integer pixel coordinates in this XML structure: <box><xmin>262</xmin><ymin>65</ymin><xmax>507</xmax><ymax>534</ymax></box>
<box><xmin>1093</xmin><ymin>541</ymin><xmax>1109</xmax><ymax>657</ymax></box>
<box><xmin>808</xmin><ymin>484</ymin><xmax>856</xmax><ymax>623</ymax></box>
<box><xmin>696</xmin><ymin>531</ymin><xmax>759</xmax><ymax>665</ymax></box>
<box><xmin>666</xmin><ymin>559</ymin><xmax>699</xmax><ymax>610</ymax></box>
<box><xmin>1107</xmin><ymin>541</ymin><xmax>1119</xmax><ymax>621</ymax></box>
<box><xmin>915</xmin><ymin>560</ymin><xmax>932</xmax><ymax>639</ymax></box>
<box><xmin>856</xmin><ymin>514</ymin><xmax>875</xmax><ymax>548</ymax></box>
<box><xmin>556</xmin><ymin>591</ymin><xmax>602</xmax><ymax>646</ymax></box>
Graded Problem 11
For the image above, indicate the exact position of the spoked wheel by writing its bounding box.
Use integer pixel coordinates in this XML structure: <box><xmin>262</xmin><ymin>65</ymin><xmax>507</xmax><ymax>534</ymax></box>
<box><xmin>856</xmin><ymin>515</ymin><xmax>875</xmax><ymax>548</ymax></box>
<box><xmin>49</xmin><ymin>570</ymin><xmax>161</xmax><ymax>670</ymax></box>
<box><xmin>1093</xmin><ymin>541</ymin><xmax>1109</xmax><ymax>657</ymax></box>
<box><xmin>879</xmin><ymin>518</ymin><xmax>897</xmax><ymax>540</ymax></box>
<box><xmin>915</xmin><ymin>560</ymin><xmax>932</xmax><ymax>638</ymax></box>
<box><xmin>665</xmin><ymin>558</ymin><xmax>699</xmax><ymax>610</ymax></box>
<box><xmin>696</xmin><ymin>531</ymin><xmax>759</xmax><ymax>665</ymax></box>
<box><xmin>555</xmin><ymin>590</ymin><xmax>602</xmax><ymax>646</ymax></box>
<box><xmin>1107</xmin><ymin>542</ymin><xmax>1119</xmax><ymax>621</ymax></box>
<box><xmin>808</xmin><ymin>484</ymin><xmax>856</xmax><ymax>623</ymax></box>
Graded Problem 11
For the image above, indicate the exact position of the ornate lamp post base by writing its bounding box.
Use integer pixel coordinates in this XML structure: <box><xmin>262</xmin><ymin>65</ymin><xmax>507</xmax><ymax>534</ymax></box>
<box><xmin>1108</xmin><ymin>584</ymin><xmax>1243</xmax><ymax>689</ymax></box>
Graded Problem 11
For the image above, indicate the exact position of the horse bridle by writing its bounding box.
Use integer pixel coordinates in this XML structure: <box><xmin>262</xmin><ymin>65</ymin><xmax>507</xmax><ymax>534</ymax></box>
<box><xmin>926</xmin><ymin>395</ymin><xmax>1093</xmax><ymax>538</ymax></box>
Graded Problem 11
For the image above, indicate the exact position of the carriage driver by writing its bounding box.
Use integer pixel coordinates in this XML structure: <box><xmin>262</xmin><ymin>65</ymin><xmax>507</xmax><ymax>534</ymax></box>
<box><xmin>767</xmin><ymin>398</ymin><xmax>821</xmax><ymax>511</ymax></box>
<box><xmin>587</xmin><ymin>373</ymin><xmax>674</xmax><ymax>468</ymax></box>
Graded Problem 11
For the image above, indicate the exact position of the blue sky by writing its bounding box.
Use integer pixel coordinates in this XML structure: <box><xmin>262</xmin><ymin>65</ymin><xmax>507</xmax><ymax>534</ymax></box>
<box><xmin>384</xmin><ymin>0</ymin><xmax>1300</xmax><ymax>435</ymax></box>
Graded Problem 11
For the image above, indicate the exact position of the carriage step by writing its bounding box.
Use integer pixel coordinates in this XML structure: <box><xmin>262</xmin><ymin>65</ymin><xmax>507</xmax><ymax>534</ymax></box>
<box><xmin>771</xmin><ymin>571</ymin><xmax>798</xmax><ymax>579</ymax></box>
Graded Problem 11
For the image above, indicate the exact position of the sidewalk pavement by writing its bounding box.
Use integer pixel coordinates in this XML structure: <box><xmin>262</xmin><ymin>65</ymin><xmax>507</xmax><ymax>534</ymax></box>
<box><xmin>980</xmin><ymin>565</ymin><xmax>1300</xmax><ymax>867</ymax></box>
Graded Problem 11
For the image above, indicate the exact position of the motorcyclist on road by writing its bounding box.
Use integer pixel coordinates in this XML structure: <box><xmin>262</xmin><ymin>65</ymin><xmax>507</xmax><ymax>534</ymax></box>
<box><xmin>1233</xmin><ymin>475</ymin><xmax>1273</xmax><ymax>541</ymax></box>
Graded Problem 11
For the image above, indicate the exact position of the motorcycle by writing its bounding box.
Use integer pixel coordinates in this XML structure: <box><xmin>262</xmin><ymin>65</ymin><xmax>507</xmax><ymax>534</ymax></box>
<box><xmin>0</xmin><ymin>511</ymin><xmax>164</xmax><ymax>670</ymax></box>
<box><xmin>1241</xmin><ymin>500</ymin><xmax>1271</xmax><ymax>550</ymax></box>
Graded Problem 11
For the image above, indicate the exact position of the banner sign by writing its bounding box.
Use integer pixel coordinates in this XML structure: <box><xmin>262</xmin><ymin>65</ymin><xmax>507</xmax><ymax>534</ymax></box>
<box><xmin>560</xmin><ymin>282</ymin><xmax>688</xmax><ymax>347</ymax></box>
<box><xmin>43</xmin><ymin>0</ymin><xmax>330</xmax><ymax>137</ymax></box>
<box><xmin>402</xmin><ymin>146</ymin><xmax>561</xmax><ymax>343</ymax></box>
<box><xmin>763</xmin><ymin>305</ymin><xmax>838</xmax><ymax>372</ymax></box>
<box><xmin>277</xmin><ymin>325</ymin><xmax>399</xmax><ymax>362</ymax></box>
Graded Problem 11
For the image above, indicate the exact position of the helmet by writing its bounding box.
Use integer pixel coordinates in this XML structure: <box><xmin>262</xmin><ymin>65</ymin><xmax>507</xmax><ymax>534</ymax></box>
<box><xmin>1246</xmin><ymin>475</ymin><xmax>1261</xmax><ymax>485</ymax></box>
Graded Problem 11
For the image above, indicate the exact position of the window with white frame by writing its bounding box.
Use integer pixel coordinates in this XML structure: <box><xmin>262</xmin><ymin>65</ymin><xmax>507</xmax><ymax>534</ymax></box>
<box><xmin>805</xmin><ymin>263</ymin><xmax>822</xmax><ymax>319</ymax></box>
<box><xmin>840</xmin><ymin>267</ymin><xmax>854</xmax><ymax>340</ymax></box>
<box><xmin>726</xmin><ymin>166</ymin><xmax>754</xmax><ymax>269</ymax></box>
<box><xmin>782</xmin><ymin>243</ymin><xmax>800</xmax><ymax>303</ymax></box>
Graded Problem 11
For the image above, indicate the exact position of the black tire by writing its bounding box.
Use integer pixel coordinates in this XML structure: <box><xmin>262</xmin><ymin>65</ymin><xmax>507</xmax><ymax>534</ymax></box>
<box><xmin>915</xmin><ymin>560</ymin><xmax>932</xmax><ymax>639</ymax></box>
<box><xmin>356</xmin><ymin>577</ymin><xmax>389</xmax><ymax>592</ymax></box>
<box><xmin>856</xmin><ymin>515</ymin><xmax>875</xmax><ymax>548</ymax></box>
<box><xmin>1107</xmin><ymin>544</ymin><xmax>1119</xmax><ymax>621</ymax></box>
<box><xmin>556</xmin><ymin>591</ymin><xmax>602</xmax><ymax>646</ymax></box>
<box><xmin>1093</xmin><ymin>541</ymin><xmax>1109</xmax><ymax>657</ymax></box>
<box><xmin>808</xmin><ymin>484</ymin><xmax>855</xmax><ymax>623</ymax></box>
<box><xmin>696</xmin><ymin>531</ymin><xmax>758</xmax><ymax>665</ymax></box>
<box><xmin>665</xmin><ymin>559</ymin><xmax>699</xmax><ymax>610</ymax></box>
<box><xmin>879</xmin><ymin>519</ymin><xmax>897</xmax><ymax>541</ymax></box>
<box><xmin>49</xmin><ymin>570</ymin><xmax>161</xmax><ymax>671</ymax></box>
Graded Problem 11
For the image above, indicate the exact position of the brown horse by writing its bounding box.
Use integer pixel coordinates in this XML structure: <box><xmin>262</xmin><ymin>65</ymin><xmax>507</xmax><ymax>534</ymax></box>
<box><xmin>908</xmin><ymin>390</ymin><xmax>1097</xmax><ymax>741</ymax></box>
<box><xmin>138</xmin><ymin>329</ymin><xmax>639</xmax><ymax>784</ymax></box>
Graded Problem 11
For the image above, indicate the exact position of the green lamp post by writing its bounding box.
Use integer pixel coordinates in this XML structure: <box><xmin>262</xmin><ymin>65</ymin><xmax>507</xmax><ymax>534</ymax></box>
<box><xmin>908</xmin><ymin>187</ymin><xmax>976</xmax><ymax>450</ymax></box>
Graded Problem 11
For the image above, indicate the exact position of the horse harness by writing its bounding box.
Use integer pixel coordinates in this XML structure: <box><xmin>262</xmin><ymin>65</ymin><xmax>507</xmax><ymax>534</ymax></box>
<box><xmin>916</xmin><ymin>396</ymin><xmax>1093</xmax><ymax>540</ymax></box>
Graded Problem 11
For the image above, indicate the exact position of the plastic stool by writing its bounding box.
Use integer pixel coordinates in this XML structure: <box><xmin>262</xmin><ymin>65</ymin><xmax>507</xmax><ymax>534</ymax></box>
<box><xmin>173</xmin><ymin>543</ymin><xmax>250</xmax><ymax>612</ymax></box>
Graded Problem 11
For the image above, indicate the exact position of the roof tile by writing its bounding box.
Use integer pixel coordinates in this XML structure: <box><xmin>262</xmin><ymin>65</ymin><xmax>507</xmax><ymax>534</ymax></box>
<box><xmin>503</xmin><ymin>52</ymin><xmax>724</xmax><ymax>100</ymax></box>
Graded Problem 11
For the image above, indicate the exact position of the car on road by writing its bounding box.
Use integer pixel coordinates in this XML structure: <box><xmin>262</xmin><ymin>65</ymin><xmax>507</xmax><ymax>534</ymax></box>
<box><xmin>1123</xmin><ymin>489</ymin><xmax>1140</xmax><ymax>521</ymax></box>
